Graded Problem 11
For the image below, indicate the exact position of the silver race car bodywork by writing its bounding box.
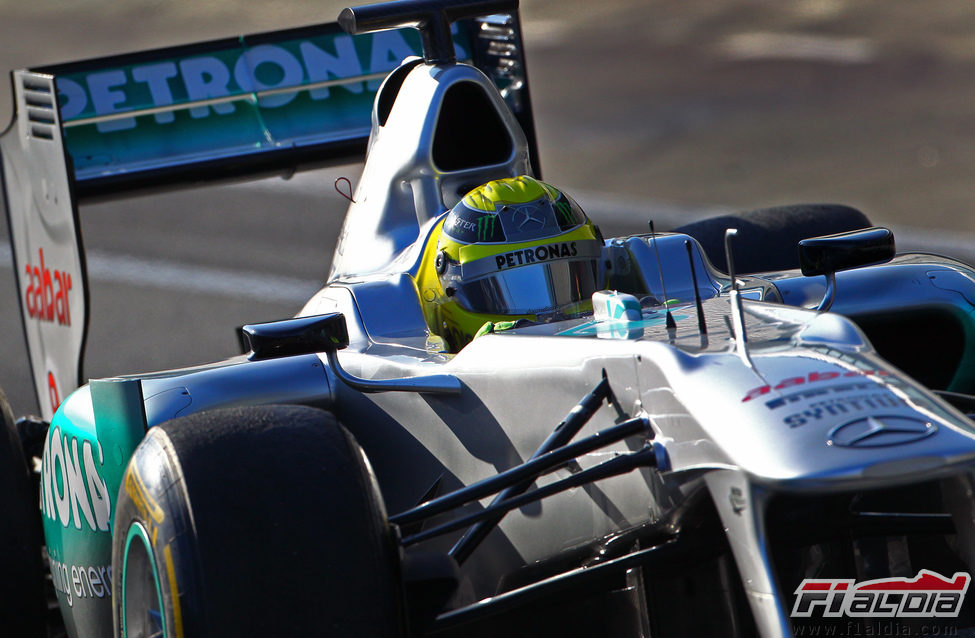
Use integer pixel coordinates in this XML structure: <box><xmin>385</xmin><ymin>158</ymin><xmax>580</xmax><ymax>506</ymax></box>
<box><xmin>5</xmin><ymin>1</ymin><xmax>975</xmax><ymax>637</ymax></box>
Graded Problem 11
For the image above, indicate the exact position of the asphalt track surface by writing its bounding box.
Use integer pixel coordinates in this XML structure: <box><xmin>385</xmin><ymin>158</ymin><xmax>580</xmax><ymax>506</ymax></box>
<box><xmin>3</xmin><ymin>0</ymin><xmax>975</xmax><ymax>416</ymax></box>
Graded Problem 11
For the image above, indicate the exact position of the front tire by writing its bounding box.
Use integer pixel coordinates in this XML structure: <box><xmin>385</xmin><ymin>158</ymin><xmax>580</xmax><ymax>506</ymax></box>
<box><xmin>674</xmin><ymin>203</ymin><xmax>871</xmax><ymax>273</ymax></box>
<box><xmin>112</xmin><ymin>405</ymin><xmax>403</xmax><ymax>638</ymax></box>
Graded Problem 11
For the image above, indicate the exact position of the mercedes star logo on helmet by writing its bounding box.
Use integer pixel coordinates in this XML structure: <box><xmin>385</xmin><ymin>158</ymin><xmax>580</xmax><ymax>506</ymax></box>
<box><xmin>827</xmin><ymin>416</ymin><xmax>937</xmax><ymax>448</ymax></box>
<box><xmin>508</xmin><ymin>203</ymin><xmax>546</xmax><ymax>230</ymax></box>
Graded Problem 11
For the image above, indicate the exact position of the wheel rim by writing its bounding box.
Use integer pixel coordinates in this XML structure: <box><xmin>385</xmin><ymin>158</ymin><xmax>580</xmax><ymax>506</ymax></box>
<box><xmin>121</xmin><ymin>522</ymin><xmax>166</xmax><ymax>638</ymax></box>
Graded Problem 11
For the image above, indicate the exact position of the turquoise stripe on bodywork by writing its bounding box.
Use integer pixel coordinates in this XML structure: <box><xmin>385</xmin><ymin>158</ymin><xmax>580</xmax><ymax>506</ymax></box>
<box><xmin>40</xmin><ymin>379</ymin><xmax>147</xmax><ymax>638</ymax></box>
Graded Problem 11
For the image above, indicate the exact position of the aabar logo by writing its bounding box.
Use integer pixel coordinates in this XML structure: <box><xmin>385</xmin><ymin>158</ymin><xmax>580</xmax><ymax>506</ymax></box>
<box><xmin>741</xmin><ymin>370</ymin><xmax>890</xmax><ymax>403</ymax></box>
<box><xmin>24</xmin><ymin>248</ymin><xmax>73</xmax><ymax>326</ymax></box>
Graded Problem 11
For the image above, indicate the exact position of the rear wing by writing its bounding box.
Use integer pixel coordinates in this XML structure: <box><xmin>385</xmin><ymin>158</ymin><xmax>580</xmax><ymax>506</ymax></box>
<box><xmin>1</xmin><ymin>11</ymin><xmax>537</xmax><ymax>419</ymax></box>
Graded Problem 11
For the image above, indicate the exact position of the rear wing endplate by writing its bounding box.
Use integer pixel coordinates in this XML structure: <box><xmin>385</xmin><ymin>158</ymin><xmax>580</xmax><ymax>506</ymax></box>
<box><xmin>1</xmin><ymin>12</ymin><xmax>536</xmax><ymax>419</ymax></box>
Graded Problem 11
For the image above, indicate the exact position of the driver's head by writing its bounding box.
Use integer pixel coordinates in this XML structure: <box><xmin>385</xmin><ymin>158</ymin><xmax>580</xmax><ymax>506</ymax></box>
<box><xmin>418</xmin><ymin>175</ymin><xmax>602</xmax><ymax>351</ymax></box>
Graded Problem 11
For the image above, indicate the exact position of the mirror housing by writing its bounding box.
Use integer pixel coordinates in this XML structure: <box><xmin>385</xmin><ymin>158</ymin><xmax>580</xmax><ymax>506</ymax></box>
<box><xmin>241</xmin><ymin>313</ymin><xmax>349</xmax><ymax>361</ymax></box>
<box><xmin>798</xmin><ymin>227</ymin><xmax>895</xmax><ymax>277</ymax></box>
<box><xmin>240</xmin><ymin>312</ymin><xmax>462</xmax><ymax>394</ymax></box>
<box><xmin>797</xmin><ymin>227</ymin><xmax>895</xmax><ymax>312</ymax></box>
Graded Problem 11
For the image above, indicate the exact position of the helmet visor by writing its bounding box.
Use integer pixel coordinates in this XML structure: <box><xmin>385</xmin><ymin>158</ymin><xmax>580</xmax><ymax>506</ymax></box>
<box><xmin>447</xmin><ymin>259</ymin><xmax>600</xmax><ymax>316</ymax></box>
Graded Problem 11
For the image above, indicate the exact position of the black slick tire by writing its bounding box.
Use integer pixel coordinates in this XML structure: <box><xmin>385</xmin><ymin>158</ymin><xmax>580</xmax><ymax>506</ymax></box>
<box><xmin>675</xmin><ymin>203</ymin><xmax>871</xmax><ymax>273</ymax></box>
<box><xmin>0</xmin><ymin>387</ymin><xmax>46</xmax><ymax>638</ymax></box>
<box><xmin>111</xmin><ymin>404</ymin><xmax>404</xmax><ymax>638</ymax></box>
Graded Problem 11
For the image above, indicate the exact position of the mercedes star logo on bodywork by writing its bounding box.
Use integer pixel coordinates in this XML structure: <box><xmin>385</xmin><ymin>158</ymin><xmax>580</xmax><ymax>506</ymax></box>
<box><xmin>828</xmin><ymin>416</ymin><xmax>937</xmax><ymax>448</ymax></box>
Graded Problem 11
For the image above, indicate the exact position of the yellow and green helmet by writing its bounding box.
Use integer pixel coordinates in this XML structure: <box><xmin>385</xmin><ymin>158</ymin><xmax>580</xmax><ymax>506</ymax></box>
<box><xmin>419</xmin><ymin>175</ymin><xmax>602</xmax><ymax>351</ymax></box>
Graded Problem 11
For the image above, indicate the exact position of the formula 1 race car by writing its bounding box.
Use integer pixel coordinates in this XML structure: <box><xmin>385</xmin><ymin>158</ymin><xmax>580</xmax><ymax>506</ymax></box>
<box><xmin>6</xmin><ymin>1</ymin><xmax>975</xmax><ymax>637</ymax></box>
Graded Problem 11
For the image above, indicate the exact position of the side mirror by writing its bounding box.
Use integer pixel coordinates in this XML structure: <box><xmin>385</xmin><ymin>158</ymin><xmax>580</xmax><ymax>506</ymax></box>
<box><xmin>240</xmin><ymin>312</ymin><xmax>461</xmax><ymax>395</ymax></box>
<box><xmin>798</xmin><ymin>227</ymin><xmax>895</xmax><ymax>311</ymax></box>
<box><xmin>241</xmin><ymin>313</ymin><xmax>349</xmax><ymax>361</ymax></box>
<box><xmin>798</xmin><ymin>227</ymin><xmax>895</xmax><ymax>277</ymax></box>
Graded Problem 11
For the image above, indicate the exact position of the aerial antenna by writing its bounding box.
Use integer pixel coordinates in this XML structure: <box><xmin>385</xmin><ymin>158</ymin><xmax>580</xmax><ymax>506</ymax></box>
<box><xmin>684</xmin><ymin>240</ymin><xmax>707</xmax><ymax>336</ymax></box>
<box><xmin>723</xmin><ymin>228</ymin><xmax>739</xmax><ymax>294</ymax></box>
<box><xmin>724</xmin><ymin>229</ymin><xmax>753</xmax><ymax>366</ymax></box>
<box><xmin>648</xmin><ymin>220</ymin><xmax>677</xmax><ymax>332</ymax></box>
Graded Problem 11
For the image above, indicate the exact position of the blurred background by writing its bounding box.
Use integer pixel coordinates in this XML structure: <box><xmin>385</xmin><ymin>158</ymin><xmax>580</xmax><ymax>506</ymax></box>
<box><xmin>2</xmin><ymin>0</ymin><xmax>975</xmax><ymax>416</ymax></box>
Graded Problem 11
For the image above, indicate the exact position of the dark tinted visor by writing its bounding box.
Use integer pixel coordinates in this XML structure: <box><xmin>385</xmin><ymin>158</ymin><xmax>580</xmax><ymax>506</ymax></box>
<box><xmin>445</xmin><ymin>259</ymin><xmax>599</xmax><ymax>315</ymax></box>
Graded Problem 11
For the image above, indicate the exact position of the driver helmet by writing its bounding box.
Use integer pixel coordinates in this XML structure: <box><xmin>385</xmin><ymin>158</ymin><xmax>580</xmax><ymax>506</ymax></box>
<box><xmin>417</xmin><ymin>175</ymin><xmax>602</xmax><ymax>351</ymax></box>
